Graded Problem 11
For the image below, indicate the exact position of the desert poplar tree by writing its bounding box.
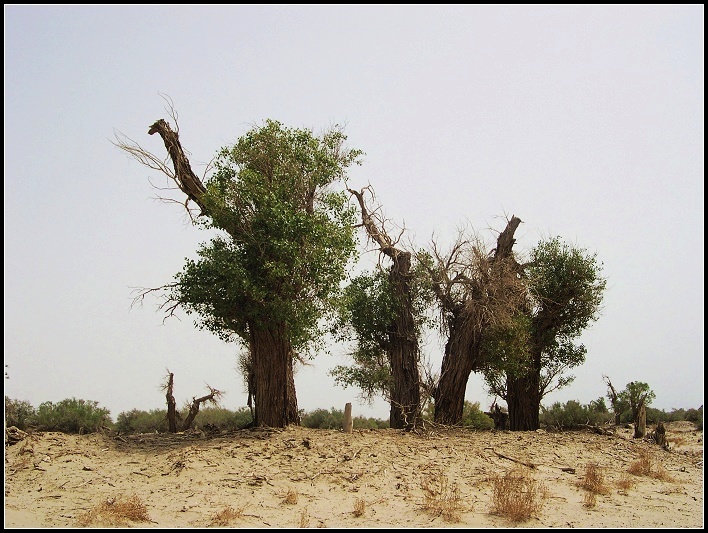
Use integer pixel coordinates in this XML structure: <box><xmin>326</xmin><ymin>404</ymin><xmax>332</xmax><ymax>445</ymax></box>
<box><xmin>116</xmin><ymin>109</ymin><xmax>360</xmax><ymax>427</ymax></box>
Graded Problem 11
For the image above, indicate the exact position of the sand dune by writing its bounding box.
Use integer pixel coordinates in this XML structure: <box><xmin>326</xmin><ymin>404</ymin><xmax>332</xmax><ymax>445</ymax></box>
<box><xmin>4</xmin><ymin>421</ymin><xmax>703</xmax><ymax>528</ymax></box>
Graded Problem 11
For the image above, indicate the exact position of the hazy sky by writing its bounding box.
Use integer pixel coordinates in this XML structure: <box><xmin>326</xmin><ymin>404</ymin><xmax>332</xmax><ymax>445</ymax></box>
<box><xmin>4</xmin><ymin>5</ymin><xmax>704</xmax><ymax>422</ymax></box>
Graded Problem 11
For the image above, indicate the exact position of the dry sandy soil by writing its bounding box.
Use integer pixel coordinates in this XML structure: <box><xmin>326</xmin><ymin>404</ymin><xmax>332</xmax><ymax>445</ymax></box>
<box><xmin>4</xmin><ymin>421</ymin><xmax>703</xmax><ymax>528</ymax></box>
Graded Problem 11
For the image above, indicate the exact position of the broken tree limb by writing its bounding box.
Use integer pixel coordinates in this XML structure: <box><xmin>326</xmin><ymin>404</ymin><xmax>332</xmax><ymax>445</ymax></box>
<box><xmin>484</xmin><ymin>447</ymin><xmax>537</xmax><ymax>469</ymax></box>
<box><xmin>147</xmin><ymin>119</ymin><xmax>207</xmax><ymax>214</ymax></box>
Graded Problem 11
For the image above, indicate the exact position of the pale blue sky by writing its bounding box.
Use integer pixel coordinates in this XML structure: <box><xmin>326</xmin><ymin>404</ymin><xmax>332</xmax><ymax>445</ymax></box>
<box><xmin>4</xmin><ymin>5</ymin><xmax>703</xmax><ymax>421</ymax></box>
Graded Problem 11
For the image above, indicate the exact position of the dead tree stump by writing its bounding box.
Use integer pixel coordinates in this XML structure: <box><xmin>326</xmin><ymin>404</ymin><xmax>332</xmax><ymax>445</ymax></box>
<box><xmin>343</xmin><ymin>403</ymin><xmax>353</xmax><ymax>433</ymax></box>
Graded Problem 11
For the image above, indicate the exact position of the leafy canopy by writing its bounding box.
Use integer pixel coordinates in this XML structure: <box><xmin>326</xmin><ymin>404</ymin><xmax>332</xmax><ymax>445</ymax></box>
<box><xmin>483</xmin><ymin>236</ymin><xmax>606</xmax><ymax>399</ymax></box>
<box><xmin>173</xmin><ymin>120</ymin><xmax>362</xmax><ymax>352</ymax></box>
<box><xmin>330</xmin><ymin>261</ymin><xmax>435</xmax><ymax>402</ymax></box>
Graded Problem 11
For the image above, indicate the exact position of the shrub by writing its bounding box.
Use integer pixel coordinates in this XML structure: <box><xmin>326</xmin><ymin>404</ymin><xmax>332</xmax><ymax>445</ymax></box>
<box><xmin>627</xmin><ymin>452</ymin><xmax>675</xmax><ymax>482</ymax></box>
<box><xmin>76</xmin><ymin>494</ymin><xmax>151</xmax><ymax>527</ymax></box>
<box><xmin>4</xmin><ymin>397</ymin><xmax>36</xmax><ymax>430</ymax></box>
<box><xmin>115</xmin><ymin>409</ymin><xmax>169</xmax><ymax>434</ymax></box>
<box><xmin>34</xmin><ymin>398</ymin><xmax>111</xmax><ymax>434</ymax></box>
<box><xmin>301</xmin><ymin>407</ymin><xmax>344</xmax><ymax>429</ymax></box>
<box><xmin>420</xmin><ymin>472</ymin><xmax>464</xmax><ymax>523</ymax></box>
<box><xmin>577</xmin><ymin>462</ymin><xmax>610</xmax><ymax>507</ymax></box>
<box><xmin>210</xmin><ymin>506</ymin><xmax>245</xmax><ymax>526</ymax></box>
<box><xmin>489</xmin><ymin>467</ymin><xmax>547</xmax><ymax>522</ymax></box>
<box><xmin>540</xmin><ymin>400</ymin><xmax>611</xmax><ymax>429</ymax></box>
<box><xmin>114</xmin><ymin>406</ymin><xmax>254</xmax><ymax>434</ymax></box>
<box><xmin>190</xmin><ymin>406</ymin><xmax>252</xmax><ymax>430</ymax></box>
<box><xmin>684</xmin><ymin>407</ymin><xmax>703</xmax><ymax>428</ymax></box>
<box><xmin>299</xmin><ymin>407</ymin><xmax>388</xmax><ymax>429</ymax></box>
<box><xmin>462</xmin><ymin>401</ymin><xmax>494</xmax><ymax>430</ymax></box>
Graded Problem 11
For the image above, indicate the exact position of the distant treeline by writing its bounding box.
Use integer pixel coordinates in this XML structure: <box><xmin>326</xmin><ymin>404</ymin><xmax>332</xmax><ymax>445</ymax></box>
<box><xmin>4</xmin><ymin>396</ymin><xmax>703</xmax><ymax>435</ymax></box>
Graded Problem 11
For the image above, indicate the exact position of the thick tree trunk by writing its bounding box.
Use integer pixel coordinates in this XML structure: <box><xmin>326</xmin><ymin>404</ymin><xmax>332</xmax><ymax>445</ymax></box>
<box><xmin>433</xmin><ymin>217</ymin><xmax>522</xmax><ymax>426</ymax></box>
<box><xmin>250</xmin><ymin>322</ymin><xmax>300</xmax><ymax>428</ymax></box>
<box><xmin>388</xmin><ymin>252</ymin><xmax>421</xmax><ymax>430</ymax></box>
<box><xmin>506</xmin><ymin>346</ymin><xmax>542</xmax><ymax>431</ymax></box>
<box><xmin>506</xmin><ymin>373</ymin><xmax>541</xmax><ymax>431</ymax></box>
<box><xmin>433</xmin><ymin>321</ymin><xmax>478</xmax><ymax>425</ymax></box>
<box><xmin>348</xmin><ymin>189</ymin><xmax>422</xmax><ymax>430</ymax></box>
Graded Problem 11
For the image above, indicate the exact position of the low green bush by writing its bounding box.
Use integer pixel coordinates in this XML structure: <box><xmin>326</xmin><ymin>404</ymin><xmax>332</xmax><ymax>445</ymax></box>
<box><xmin>462</xmin><ymin>401</ymin><xmax>495</xmax><ymax>430</ymax></box>
<box><xmin>4</xmin><ymin>397</ymin><xmax>36</xmax><ymax>430</ymax></box>
<box><xmin>191</xmin><ymin>406</ymin><xmax>253</xmax><ymax>430</ymax></box>
<box><xmin>33</xmin><ymin>398</ymin><xmax>111</xmax><ymax>434</ymax></box>
<box><xmin>115</xmin><ymin>408</ymin><xmax>170</xmax><ymax>434</ymax></box>
<box><xmin>540</xmin><ymin>400</ymin><xmax>612</xmax><ymax>429</ymax></box>
<box><xmin>299</xmin><ymin>407</ymin><xmax>388</xmax><ymax>429</ymax></box>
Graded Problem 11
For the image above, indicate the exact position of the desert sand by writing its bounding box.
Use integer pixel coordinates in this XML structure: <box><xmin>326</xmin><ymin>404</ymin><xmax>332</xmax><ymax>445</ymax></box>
<box><xmin>4</xmin><ymin>421</ymin><xmax>703</xmax><ymax>528</ymax></box>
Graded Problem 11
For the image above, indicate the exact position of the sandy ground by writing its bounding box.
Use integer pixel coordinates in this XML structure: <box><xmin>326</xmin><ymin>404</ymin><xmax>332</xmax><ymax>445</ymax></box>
<box><xmin>4</xmin><ymin>421</ymin><xmax>703</xmax><ymax>528</ymax></box>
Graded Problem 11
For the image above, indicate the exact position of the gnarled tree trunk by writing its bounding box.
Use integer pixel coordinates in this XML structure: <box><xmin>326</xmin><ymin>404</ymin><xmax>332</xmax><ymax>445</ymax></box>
<box><xmin>250</xmin><ymin>322</ymin><xmax>300</xmax><ymax>428</ymax></box>
<box><xmin>432</xmin><ymin>216</ymin><xmax>522</xmax><ymax>426</ymax></box>
<box><xmin>143</xmin><ymin>119</ymin><xmax>300</xmax><ymax>429</ymax></box>
<box><xmin>433</xmin><ymin>318</ymin><xmax>479</xmax><ymax>425</ymax></box>
<box><xmin>506</xmin><ymin>372</ymin><xmax>541</xmax><ymax>431</ymax></box>
<box><xmin>633</xmin><ymin>399</ymin><xmax>646</xmax><ymax>439</ymax></box>
<box><xmin>388</xmin><ymin>251</ymin><xmax>421</xmax><ymax>430</ymax></box>
<box><xmin>165</xmin><ymin>372</ymin><xmax>178</xmax><ymax>433</ymax></box>
<box><xmin>349</xmin><ymin>188</ymin><xmax>421</xmax><ymax>430</ymax></box>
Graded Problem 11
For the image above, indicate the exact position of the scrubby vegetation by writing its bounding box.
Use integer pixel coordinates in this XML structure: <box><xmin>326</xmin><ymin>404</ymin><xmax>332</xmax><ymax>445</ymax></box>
<box><xmin>539</xmin><ymin>398</ymin><xmax>703</xmax><ymax>431</ymax></box>
<box><xmin>421</xmin><ymin>401</ymin><xmax>495</xmax><ymax>430</ymax></box>
<box><xmin>300</xmin><ymin>407</ymin><xmax>389</xmax><ymax>429</ymax></box>
<box><xmin>4</xmin><ymin>395</ymin><xmax>702</xmax><ymax>435</ymax></box>
<box><xmin>6</xmin><ymin>397</ymin><xmax>111</xmax><ymax>434</ymax></box>
<box><xmin>489</xmin><ymin>467</ymin><xmax>548</xmax><ymax>522</ymax></box>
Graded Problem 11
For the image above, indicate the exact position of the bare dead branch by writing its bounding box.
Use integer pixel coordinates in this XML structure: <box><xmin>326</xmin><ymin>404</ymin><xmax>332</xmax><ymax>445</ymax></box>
<box><xmin>347</xmin><ymin>186</ymin><xmax>409</xmax><ymax>263</ymax></box>
<box><xmin>129</xmin><ymin>284</ymin><xmax>182</xmax><ymax>323</ymax></box>
<box><xmin>182</xmin><ymin>385</ymin><xmax>224</xmax><ymax>430</ymax></box>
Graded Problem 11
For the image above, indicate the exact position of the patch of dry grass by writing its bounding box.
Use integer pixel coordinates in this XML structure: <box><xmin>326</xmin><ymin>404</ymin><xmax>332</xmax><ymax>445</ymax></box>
<box><xmin>298</xmin><ymin>507</ymin><xmax>310</xmax><ymax>528</ymax></box>
<box><xmin>578</xmin><ymin>462</ymin><xmax>611</xmax><ymax>507</ymax></box>
<box><xmin>615</xmin><ymin>473</ymin><xmax>636</xmax><ymax>491</ymax></box>
<box><xmin>668</xmin><ymin>435</ymin><xmax>687</xmax><ymax>447</ymax></box>
<box><xmin>628</xmin><ymin>452</ymin><xmax>676</xmax><ymax>482</ymax></box>
<box><xmin>489</xmin><ymin>467</ymin><xmax>548</xmax><ymax>522</ymax></box>
<box><xmin>582</xmin><ymin>491</ymin><xmax>597</xmax><ymax>508</ymax></box>
<box><xmin>352</xmin><ymin>498</ymin><xmax>366</xmax><ymax>517</ymax></box>
<box><xmin>209</xmin><ymin>505</ymin><xmax>245</xmax><ymax>526</ymax></box>
<box><xmin>76</xmin><ymin>494</ymin><xmax>151</xmax><ymax>527</ymax></box>
<box><xmin>420</xmin><ymin>472</ymin><xmax>464</xmax><ymax>523</ymax></box>
<box><xmin>279</xmin><ymin>488</ymin><xmax>299</xmax><ymax>505</ymax></box>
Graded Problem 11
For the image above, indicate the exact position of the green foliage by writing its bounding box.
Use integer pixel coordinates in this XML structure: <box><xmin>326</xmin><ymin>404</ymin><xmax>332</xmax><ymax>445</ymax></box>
<box><xmin>528</xmin><ymin>237</ymin><xmax>606</xmax><ymax>340</ymax></box>
<box><xmin>541</xmin><ymin>398</ymin><xmax>703</xmax><ymax>431</ymax></box>
<box><xmin>330</xmin><ymin>260</ymin><xmax>436</xmax><ymax>403</ymax></box>
<box><xmin>683</xmin><ymin>406</ymin><xmax>703</xmax><ymax>425</ymax></box>
<box><xmin>114</xmin><ymin>406</ymin><xmax>254</xmax><ymax>434</ymax></box>
<box><xmin>330</xmin><ymin>269</ymin><xmax>397</xmax><ymax>401</ymax></box>
<box><xmin>4</xmin><ymin>397</ymin><xmax>36</xmax><ymax>430</ymax></box>
<box><xmin>462</xmin><ymin>401</ymin><xmax>495</xmax><ymax>430</ymax></box>
<box><xmin>481</xmin><ymin>315</ymin><xmax>533</xmax><ymax>397</ymax></box>
<box><xmin>115</xmin><ymin>409</ymin><xmax>170</xmax><ymax>434</ymax></box>
<box><xmin>173</xmin><ymin>120</ymin><xmax>361</xmax><ymax>354</ymax></box>
<box><xmin>33</xmin><ymin>398</ymin><xmax>111</xmax><ymax>434</ymax></box>
<box><xmin>421</xmin><ymin>400</ymin><xmax>494</xmax><ymax>430</ymax></box>
<box><xmin>621</xmin><ymin>381</ymin><xmax>656</xmax><ymax>410</ymax></box>
<box><xmin>540</xmin><ymin>400</ymin><xmax>613</xmax><ymax>429</ymax></box>
<box><xmin>299</xmin><ymin>407</ymin><xmax>388</xmax><ymax>429</ymax></box>
<box><xmin>482</xmin><ymin>237</ymin><xmax>606</xmax><ymax>402</ymax></box>
<box><xmin>588</xmin><ymin>397</ymin><xmax>609</xmax><ymax>413</ymax></box>
<box><xmin>190</xmin><ymin>406</ymin><xmax>253</xmax><ymax>430</ymax></box>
